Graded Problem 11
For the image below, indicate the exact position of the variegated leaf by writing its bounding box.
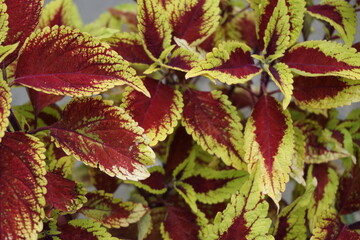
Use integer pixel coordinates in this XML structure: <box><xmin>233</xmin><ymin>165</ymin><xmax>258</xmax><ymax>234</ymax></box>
<box><xmin>80</xmin><ymin>191</ymin><xmax>148</xmax><ymax>228</ymax></box>
<box><xmin>121</xmin><ymin>78</ymin><xmax>183</xmax><ymax>146</ymax></box>
<box><xmin>273</xmin><ymin>179</ymin><xmax>316</xmax><ymax>240</ymax></box>
<box><xmin>38</xmin><ymin>0</ymin><xmax>82</xmax><ymax>29</ymax></box>
<box><xmin>293</xmin><ymin>75</ymin><xmax>360</xmax><ymax>109</ymax></box>
<box><xmin>2</xmin><ymin>0</ymin><xmax>43</xmax><ymax>66</ymax></box>
<box><xmin>48</xmin><ymin>97</ymin><xmax>155</xmax><ymax>181</ymax></box>
<box><xmin>244</xmin><ymin>95</ymin><xmax>294</xmax><ymax>204</ymax></box>
<box><xmin>186</xmin><ymin>41</ymin><xmax>262</xmax><ymax>84</ymax></box>
<box><xmin>306</xmin><ymin>164</ymin><xmax>339</xmax><ymax>232</ymax></box>
<box><xmin>307</xmin><ymin>0</ymin><xmax>357</xmax><ymax>46</ymax></box>
<box><xmin>166</xmin><ymin>46</ymin><xmax>202</xmax><ymax>71</ymax></box>
<box><xmin>89</xmin><ymin>168</ymin><xmax>120</xmax><ymax>193</ymax></box>
<box><xmin>201</xmin><ymin>172</ymin><xmax>274</xmax><ymax>240</ymax></box>
<box><xmin>265</xmin><ymin>62</ymin><xmax>294</xmax><ymax>109</ymax></box>
<box><xmin>0</xmin><ymin>0</ymin><xmax>8</xmax><ymax>45</ymax></box>
<box><xmin>0</xmin><ymin>132</ymin><xmax>47</xmax><ymax>240</ymax></box>
<box><xmin>0</xmin><ymin>78</ymin><xmax>10</xmax><ymax>141</ymax></box>
<box><xmin>14</xmin><ymin>25</ymin><xmax>149</xmax><ymax>97</ymax></box>
<box><xmin>167</xmin><ymin>0</ymin><xmax>220</xmax><ymax>46</ymax></box>
<box><xmin>290</xmin><ymin>126</ymin><xmax>306</xmax><ymax>185</ymax></box>
<box><xmin>125</xmin><ymin>166</ymin><xmax>167</xmax><ymax>194</ymax></box>
<box><xmin>105</xmin><ymin>32</ymin><xmax>153</xmax><ymax>66</ymax></box>
<box><xmin>45</xmin><ymin>172</ymin><xmax>87</xmax><ymax>214</ymax></box>
<box><xmin>59</xmin><ymin>219</ymin><xmax>118</xmax><ymax>240</ymax></box>
<box><xmin>281</xmin><ymin>40</ymin><xmax>360</xmax><ymax>80</ymax></box>
<box><xmin>28</xmin><ymin>89</ymin><xmax>64</xmax><ymax>115</ymax></box>
<box><xmin>137</xmin><ymin>0</ymin><xmax>172</xmax><ymax>60</ymax></box>
<box><xmin>182</xmin><ymin>89</ymin><xmax>245</xmax><ymax>169</ymax></box>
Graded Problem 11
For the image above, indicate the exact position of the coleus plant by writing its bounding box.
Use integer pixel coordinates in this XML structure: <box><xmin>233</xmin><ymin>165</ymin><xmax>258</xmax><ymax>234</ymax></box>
<box><xmin>1</xmin><ymin>0</ymin><xmax>360</xmax><ymax>239</ymax></box>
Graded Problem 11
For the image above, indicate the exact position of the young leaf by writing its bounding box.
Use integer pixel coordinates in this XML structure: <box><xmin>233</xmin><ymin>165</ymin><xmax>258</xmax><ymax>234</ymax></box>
<box><xmin>290</xmin><ymin>126</ymin><xmax>306</xmax><ymax>185</ymax></box>
<box><xmin>201</xmin><ymin>172</ymin><xmax>274</xmax><ymax>240</ymax></box>
<box><xmin>166</xmin><ymin>46</ymin><xmax>202</xmax><ymax>72</ymax></box>
<box><xmin>307</xmin><ymin>0</ymin><xmax>357</xmax><ymax>46</ymax></box>
<box><xmin>0</xmin><ymin>78</ymin><xmax>10</xmax><ymax>141</ymax></box>
<box><xmin>28</xmin><ymin>89</ymin><xmax>64</xmax><ymax>115</ymax></box>
<box><xmin>244</xmin><ymin>95</ymin><xmax>294</xmax><ymax>204</ymax></box>
<box><xmin>137</xmin><ymin>0</ymin><xmax>172</xmax><ymax>60</ymax></box>
<box><xmin>105</xmin><ymin>32</ymin><xmax>154</xmax><ymax>66</ymax></box>
<box><xmin>45</xmin><ymin>172</ymin><xmax>87</xmax><ymax>214</ymax></box>
<box><xmin>80</xmin><ymin>191</ymin><xmax>148</xmax><ymax>228</ymax></box>
<box><xmin>58</xmin><ymin>219</ymin><xmax>118</xmax><ymax>240</ymax></box>
<box><xmin>48</xmin><ymin>96</ymin><xmax>155</xmax><ymax>181</ymax></box>
<box><xmin>14</xmin><ymin>25</ymin><xmax>150</xmax><ymax>97</ymax></box>
<box><xmin>182</xmin><ymin>89</ymin><xmax>246</xmax><ymax>169</ymax></box>
<box><xmin>2</xmin><ymin>0</ymin><xmax>43</xmax><ymax>66</ymax></box>
<box><xmin>293</xmin><ymin>75</ymin><xmax>360</xmax><ymax>109</ymax></box>
<box><xmin>186</xmin><ymin>41</ymin><xmax>262</xmax><ymax>84</ymax></box>
<box><xmin>38</xmin><ymin>0</ymin><xmax>82</xmax><ymax>29</ymax></box>
<box><xmin>273</xmin><ymin>179</ymin><xmax>316</xmax><ymax>240</ymax></box>
<box><xmin>281</xmin><ymin>40</ymin><xmax>360</xmax><ymax>80</ymax></box>
<box><xmin>310</xmin><ymin>208</ymin><xmax>359</xmax><ymax>240</ymax></box>
<box><xmin>0</xmin><ymin>132</ymin><xmax>47</xmax><ymax>240</ymax></box>
<box><xmin>121</xmin><ymin>78</ymin><xmax>183</xmax><ymax>146</ymax></box>
<box><xmin>167</xmin><ymin>0</ymin><xmax>220</xmax><ymax>46</ymax></box>
<box><xmin>265</xmin><ymin>62</ymin><xmax>294</xmax><ymax>109</ymax></box>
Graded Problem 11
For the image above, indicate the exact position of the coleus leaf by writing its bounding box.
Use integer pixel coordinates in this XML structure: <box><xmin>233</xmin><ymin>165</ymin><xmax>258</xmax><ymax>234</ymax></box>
<box><xmin>167</xmin><ymin>0</ymin><xmax>220</xmax><ymax>46</ymax></box>
<box><xmin>44</xmin><ymin>171</ymin><xmax>87</xmax><ymax>214</ymax></box>
<box><xmin>182</xmin><ymin>89</ymin><xmax>245</xmax><ymax>169</ymax></box>
<box><xmin>142</xmin><ymin>207</ymin><xmax>167</xmax><ymax>240</ymax></box>
<box><xmin>13</xmin><ymin>25</ymin><xmax>150</xmax><ymax>97</ymax></box>
<box><xmin>58</xmin><ymin>219</ymin><xmax>118</xmax><ymax>240</ymax></box>
<box><xmin>182</xmin><ymin>167</ymin><xmax>248</xmax><ymax>204</ymax></box>
<box><xmin>126</xmin><ymin>166</ymin><xmax>167</xmax><ymax>194</ymax></box>
<box><xmin>38</xmin><ymin>0</ymin><xmax>82</xmax><ymax>29</ymax></box>
<box><xmin>306</xmin><ymin>164</ymin><xmax>339</xmax><ymax>231</ymax></box>
<box><xmin>186</xmin><ymin>41</ymin><xmax>262</xmax><ymax>84</ymax></box>
<box><xmin>105</xmin><ymin>32</ymin><xmax>153</xmax><ymax>66</ymax></box>
<box><xmin>290</xmin><ymin>126</ymin><xmax>306</xmax><ymax>185</ymax></box>
<box><xmin>80</xmin><ymin>190</ymin><xmax>148</xmax><ymax>228</ymax></box>
<box><xmin>0</xmin><ymin>132</ymin><xmax>47</xmax><ymax>240</ymax></box>
<box><xmin>48</xmin><ymin>96</ymin><xmax>155</xmax><ymax>181</ymax></box>
<box><xmin>28</xmin><ymin>89</ymin><xmax>64</xmax><ymax>115</ymax></box>
<box><xmin>201</xmin><ymin>171</ymin><xmax>273</xmax><ymax>240</ymax></box>
<box><xmin>2</xmin><ymin>0</ymin><xmax>43</xmax><ymax>66</ymax></box>
<box><xmin>244</xmin><ymin>95</ymin><xmax>294</xmax><ymax>204</ymax></box>
<box><xmin>0</xmin><ymin>0</ymin><xmax>8</xmax><ymax>45</ymax></box>
<box><xmin>0</xmin><ymin>78</ymin><xmax>10</xmax><ymax>141</ymax></box>
<box><xmin>166</xmin><ymin>46</ymin><xmax>202</xmax><ymax>72</ymax></box>
<box><xmin>137</xmin><ymin>0</ymin><xmax>172</xmax><ymax>60</ymax></box>
<box><xmin>121</xmin><ymin>78</ymin><xmax>183</xmax><ymax>146</ymax></box>
<box><xmin>293</xmin><ymin>75</ymin><xmax>360</xmax><ymax>109</ymax></box>
<box><xmin>307</xmin><ymin>0</ymin><xmax>356</xmax><ymax>46</ymax></box>
<box><xmin>89</xmin><ymin>168</ymin><xmax>120</xmax><ymax>193</ymax></box>
<box><xmin>273</xmin><ymin>178</ymin><xmax>316</xmax><ymax>240</ymax></box>
<box><xmin>265</xmin><ymin>62</ymin><xmax>294</xmax><ymax>109</ymax></box>
<box><xmin>281</xmin><ymin>40</ymin><xmax>360</xmax><ymax>80</ymax></box>
<box><xmin>310</xmin><ymin>208</ymin><xmax>359</xmax><ymax>240</ymax></box>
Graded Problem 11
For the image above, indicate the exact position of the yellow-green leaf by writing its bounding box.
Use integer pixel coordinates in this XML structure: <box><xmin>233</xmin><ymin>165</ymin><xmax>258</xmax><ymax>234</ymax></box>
<box><xmin>0</xmin><ymin>78</ymin><xmax>10</xmax><ymax>141</ymax></box>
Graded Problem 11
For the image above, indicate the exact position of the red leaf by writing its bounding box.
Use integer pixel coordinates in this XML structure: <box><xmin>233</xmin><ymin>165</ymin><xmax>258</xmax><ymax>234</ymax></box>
<box><xmin>28</xmin><ymin>89</ymin><xmax>64</xmax><ymax>115</ymax></box>
<box><xmin>49</xmin><ymin>97</ymin><xmax>155</xmax><ymax>181</ymax></box>
<box><xmin>2</xmin><ymin>0</ymin><xmax>42</xmax><ymax>66</ymax></box>
<box><xmin>0</xmin><ymin>79</ymin><xmax>11</xmax><ymax>141</ymax></box>
<box><xmin>308</xmin><ymin>5</ymin><xmax>343</xmax><ymax>27</ymax></box>
<box><xmin>127</xmin><ymin>166</ymin><xmax>167</xmax><ymax>194</ymax></box>
<box><xmin>0</xmin><ymin>132</ymin><xmax>46</xmax><ymax>239</ymax></box>
<box><xmin>89</xmin><ymin>168</ymin><xmax>120</xmax><ymax>193</ymax></box>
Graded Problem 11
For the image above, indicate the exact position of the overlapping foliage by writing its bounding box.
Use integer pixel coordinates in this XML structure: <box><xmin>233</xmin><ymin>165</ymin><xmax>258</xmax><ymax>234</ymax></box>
<box><xmin>1</xmin><ymin>0</ymin><xmax>360</xmax><ymax>239</ymax></box>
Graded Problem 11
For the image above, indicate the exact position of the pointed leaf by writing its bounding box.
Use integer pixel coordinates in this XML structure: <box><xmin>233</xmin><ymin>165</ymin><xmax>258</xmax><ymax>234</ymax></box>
<box><xmin>186</xmin><ymin>41</ymin><xmax>262</xmax><ymax>84</ymax></box>
<box><xmin>273</xmin><ymin>179</ymin><xmax>316</xmax><ymax>240</ymax></box>
<box><xmin>28</xmin><ymin>89</ymin><xmax>64</xmax><ymax>115</ymax></box>
<box><xmin>80</xmin><ymin>191</ymin><xmax>148</xmax><ymax>228</ymax></box>
<box><xmin>0</xmin><ymin>132</ymin><xmax>47</xmax><ymax>240</ymax></box>
<box><xmin>266</xmin><ymin>62</ymin><xmax>294</xmax><ymax>109</ymax></box>
<box><xmin>293</xmin><ymin>75</ymin><xmax>360</xmax><ymax>109</ymax></box>
<box><xmin>244</xmin><ymin>95</ymin><xmax>294</xmax><ymax>203</ymax></box>
<box><xmin>14</xmin><ymin>25</ymin><xmax>149</xmax><ymax>97</ymax></box>
<box><xmin>201</xmin><ymin>172</ymin><xmax>273</xmax><ymax>240</ymax></box>
<box><xmin>182</xmin><ymin>89</ymin><xmax>245</xmax><ymax>169</ymax></box>
<box><xmin>167</xmin><ymin>0</ymin><xmax>220</xmax><ymax>46</ymax></box>
<box><xmin>310</xmin><ymin>208</ymin><xmax>359</xmax><ymax>240</ymax></box>
<box><xmin>105</xmin><ymin>32</ymin><xmax>153</xmax><ymax>65</ymax></box>
<box><xmin>121</xmin><ymin>78</ymin><xmax>183</xmax><ymax>146</ymax></box>
<box><xmin>48</xmin><ymin>96</ymin><xmax>155</xmax><ymax>181</ymax></box>
<box><xmin>306</xmin><ymin>164</ymin><xmax>339</xmax><ymax>231</ymax></box>
<box><xmin>166</xmin><ymin>46</ymin><xmax>202</xmax><ymax>71</ymax></box>
<box><xmin>89</xmin><ymin>168</ymin><xmax>120</xmax><ymax>193</ymax></box>
<box><xmin>307</xmin><ymin>0</ymin><xmax>357</xmax><ymax>46</ymax></box>
<box><xmin>2</xmin><ymin>0</ymin><xmax>43</xmax><ymax>66</ymax></box>
<box><xmin>59</xmin><ymin>219</ymin><xmax>118</xmax><ymax>240</ymax></box>
<box><xmin>281</xmin><ymin>40</ymin><xmax>360</xmax><ymax>80</ymax></box>
<box><xmin>38</xmin><ymin>0</ymin><xmax>82</xmax><ymax>29</ymax></box>
<box><xmin>137</xmin><ymin>0</ymin><xmax>172</xmax><ymax>59</ymax></box>
<box><xmin>0</xmin><ymin>78</ymin><xmax>10</xmax><ymax>141</ymax></box>
<box><xmin>125</xmin><ymin>166</ymin><xmax>167</xmax><ymax>194</ymax></box>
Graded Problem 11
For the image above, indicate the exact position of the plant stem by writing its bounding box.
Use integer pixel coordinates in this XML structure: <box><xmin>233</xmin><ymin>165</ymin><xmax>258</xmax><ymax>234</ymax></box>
<box><xmin>28</xmin><ymin>126</ymin><xmax>50</xmax><ymax>134</ymax></box>
<box><xmin>9</xmin><ymin>110</ymin><xmax>21</xmax><ymax>132</ymax></box>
